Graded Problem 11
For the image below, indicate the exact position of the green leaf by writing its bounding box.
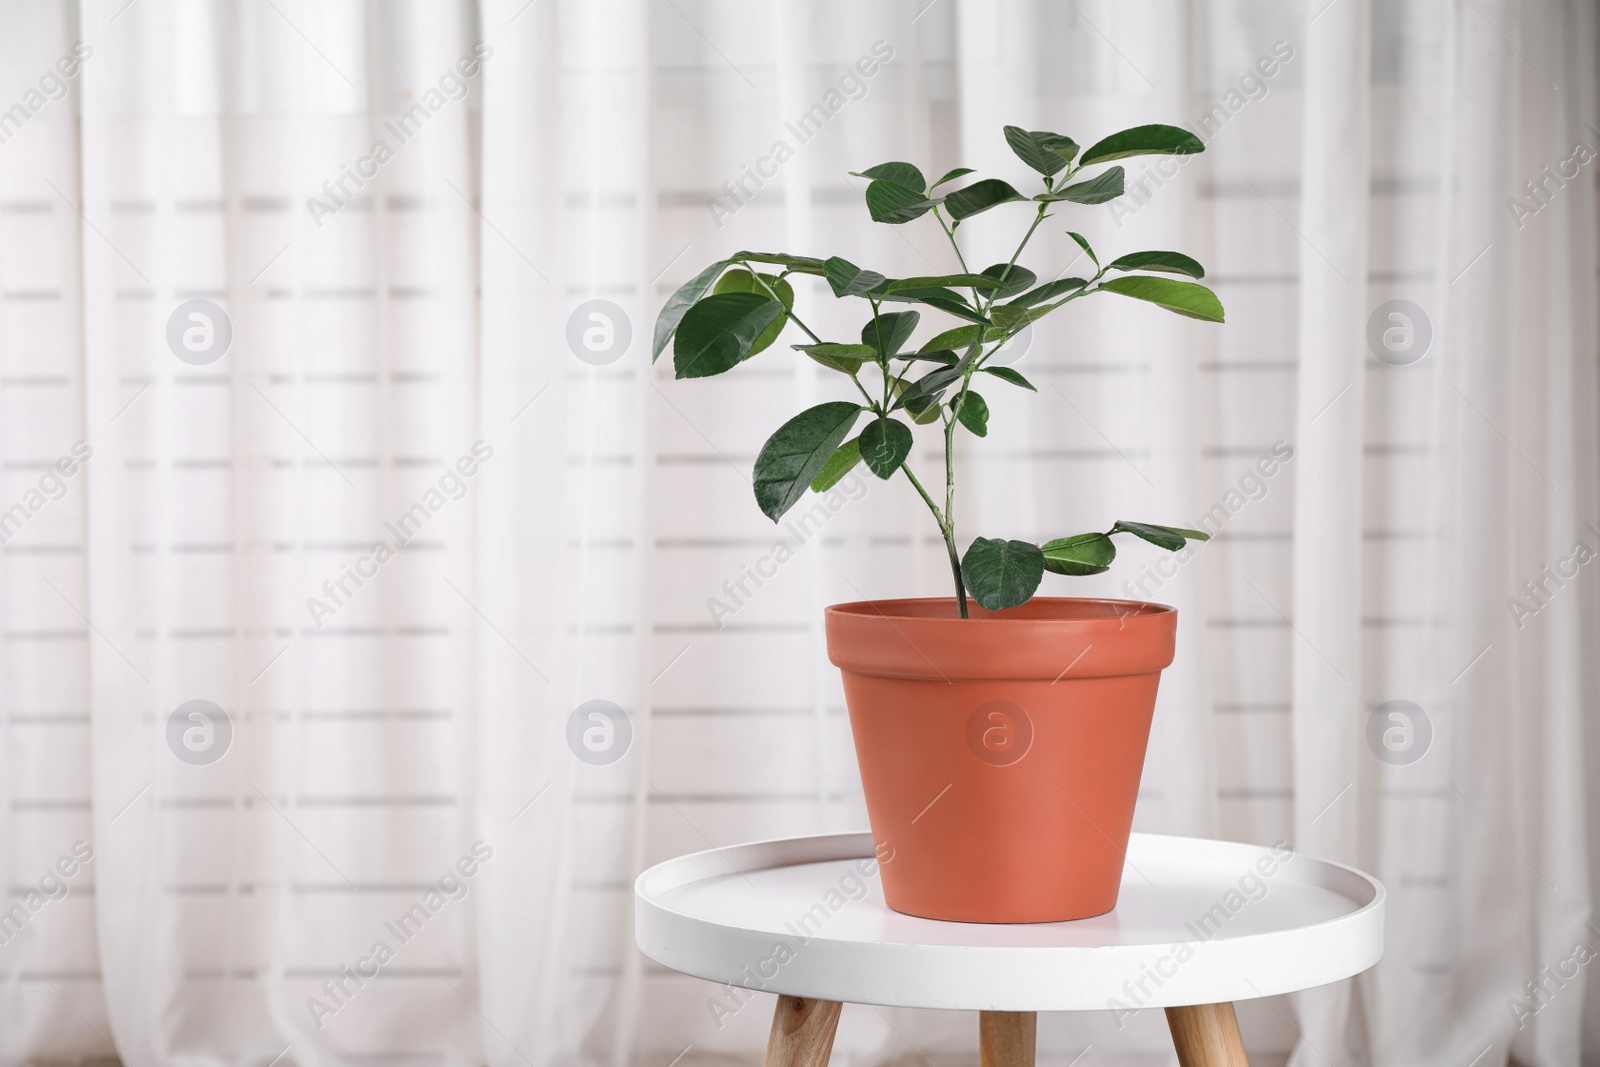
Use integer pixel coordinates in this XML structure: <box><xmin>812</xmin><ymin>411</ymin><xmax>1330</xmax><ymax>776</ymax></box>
<box><xmin>980</xmin><ymin>263</ymin><xmax>1037</xmax><ymax>297</ymax></box>
<box><xmin>887</xmin><ymin>274</ymin><xmax>1006</xmax><ymax>293</ymax></box>
<box><xmin>1007</xmin><ymin>277</ymin><xmax>1088</xmax><ymax>308</ymax></box>
<box><xmin>793</xmin><ymin>342</ymin><xmax>875</xmax><ymax>374</ymax></box>
<box><xmin>810</xmin><ymin>437</ymin><xmax>862</xmax><ymax>491</ymax></box>
<box><xmin>1112</xmin><ymin>520</ymin><xmax>1210</xmax><ymax>550</ymax></box>
<box><xmin>753</xmin><ymin>402</ymin><xmax>862</xmax><ymax>521</ymax></box>
<box><xmin>876</xmin><ymin>286</ymin><xmax>943</xmax><ymax>303</ymax></box>
<box><xmin>858</xmin><ymin>416</ymin><xmax>914</xmax><ymax>478</ymax></box>
<box><xmin>714</xmin><ymin>270</ymin><xmax>794</xmax><ymax>356</ymax></box>
<box><xmin>955</xmin><ymin>390</ymin><xmax>989</xmax><ymax>437</ymax></box>
<box><xmin>1041</xmin><ymin>532</ymin><xmax>1116</xmax><ymax>575</ymax></box>
<box><xmin>654</xmin><ymin>260</ymin><xmax>728</xmax><ymax>360</ymax></box>
<box><xmin>1099</xmin><ymin>276</ymin><xmax>1225</xmax><ymax>322</ymax></box>
<box><xmin>989</xmin><ymin>305</ymin><xmax>1029</xmax><ymax>333</ymax></box>
<box><xmin>673</xmin><ymin>292</ymin><xmax>786</xmax><ymax>378</ymax></box>
<box><xmin>1003</xmin><ymin>126</ymin><xmax>1079</xmax><ymax>175</ymax></box>
<box><xmin>1079</xmin><ymin>124</ymin><xmax>1205</xmax><ymax>166</ymax></box>
<box><xmin>981</xmin><ymin>366</ymin><xmax>1036</xmax><ymax>391</ymax></box>
<box><xmin>850</xmin><ymin>163</ymin><xmax>926</xmax><ymax>193</ymax></box>
<box><xmin>824</xmin><ymin>257</ymin><xmax>888</xmax><ymax>298</ymax></box>
<box><xmin>862</xmin><ymin>311</ymin><xmax>920</xmax><ymax>358</ymax></box>
<box><xmin>1107</xmin><ymin>251</ymin><xmax>1205</xmax><ymax>279</ymax></box>
<box><xmin>865</xmin><ymin>179</ymin><xmax>940</xmax><ymax>224</ymax></box>
<box><xmin>962</xmin><ymin>537</ymin><xmax>1045</xmax><ymax>611</ymax></box>
<box><xmin>1111</xmin><ymin>521</ymin><xmax>1181</xmax><ymax>551</ymax></box>
<box><xmin>732</xmin><ymin>251</ymin><xmax>827</xmax><ymax>275</ymax></box>
<box><xmin>882</xmin><ymin>289</ymin><xmax>991</xmax><ymax>323</ymax></box>
<box><xmin>888</xmin><ymin>377</ymin><xmax>944</xmax><ymax>423</ymax></box>
<box><xmin>923</xmin><ymin>325</ymin><xmax>982</xmax><ymax>353</ymax></box>
<box><xmin>992</xmin><ymin>307</ymin><xmax>1056</xmax><ymax>335</ymax></box>
<box><xmin>944</xmin><ymin>179</ymin><xmax>1026</xmax><ymax>221</ymax></box>
<box><xmin>1045</xmin><ymin>167</ymin><xmax>1125</xmax><ymax>205</ymax></box>
<box><xmin>1067</xmin><ymin>231</ymin><xmax>1098</xmax><ymax>267</ymax></box>
<box><xmin>893</xmin><ymin>365</ymin><xmax>961</xmax><ymax>413</ymax></box>
<box><xmin>907</xmin><ymin>394</ymin><xmax>944</xmax><ymax>424</ymax></box>
<box><xmin>931</xmin><ymin>167</ymin><xmax>975</xmax><ymax>189</ymax></box>
<box><xmin>896</xmin><ymin>349</ymin><xmax>959</xmax><ymax>364</ymax></box>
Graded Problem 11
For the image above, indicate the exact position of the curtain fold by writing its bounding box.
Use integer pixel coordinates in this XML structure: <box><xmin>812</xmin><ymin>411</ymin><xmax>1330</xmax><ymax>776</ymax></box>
<box><xmin>0</xmin><ymin>3</ymin><xmax>1595</xmax><ymax>1067</ymax></box>
<box><xmin>1414</xmin><ymin>2</ymin><xmax>1597</xmax><ymax>1064</ymax></box>
<box><xmin>1287</xmin><ymin>0</ymin><xmax>1370</xmax><ymax>1064</ymax></box>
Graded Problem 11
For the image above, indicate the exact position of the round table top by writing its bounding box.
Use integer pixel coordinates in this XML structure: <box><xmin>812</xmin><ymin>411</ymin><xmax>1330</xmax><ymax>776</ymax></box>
<box><xmin>635</xmin><ymin>832</ymin><xmax>1383</xmax><ymax>1011</ymax></box>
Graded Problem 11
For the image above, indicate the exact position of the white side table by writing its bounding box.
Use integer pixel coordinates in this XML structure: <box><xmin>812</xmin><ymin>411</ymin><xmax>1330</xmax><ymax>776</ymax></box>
<box><xmin>635</xmin><ymin>832</ymin><xmax>1383</xmax><ymax>1067</ymax></box>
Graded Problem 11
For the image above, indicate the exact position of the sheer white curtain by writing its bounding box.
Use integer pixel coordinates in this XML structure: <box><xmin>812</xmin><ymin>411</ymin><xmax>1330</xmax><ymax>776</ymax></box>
<box><xmin>0</xmin><ymin>3</ymin><xmax>1596</xmax><ymax>1067</ymax></box>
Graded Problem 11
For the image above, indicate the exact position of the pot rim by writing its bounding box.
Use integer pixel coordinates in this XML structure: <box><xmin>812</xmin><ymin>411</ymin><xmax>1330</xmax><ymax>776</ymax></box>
<box><xmin>825</xmin><ymin>595</ymin><xmax>1176</xmax><ymax>623</ymax></box>
<box><xmin>824</xmin><ymin>596</ymin><xmax>1178</xmax><ymax>679</ymax></box>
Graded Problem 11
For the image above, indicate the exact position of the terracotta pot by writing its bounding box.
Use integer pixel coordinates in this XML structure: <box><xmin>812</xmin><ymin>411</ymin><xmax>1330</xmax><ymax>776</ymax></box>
<box><xmin>825</xmin><ymin>597</ymin><xmax>1177</xmax><ymax>923</ymax></box>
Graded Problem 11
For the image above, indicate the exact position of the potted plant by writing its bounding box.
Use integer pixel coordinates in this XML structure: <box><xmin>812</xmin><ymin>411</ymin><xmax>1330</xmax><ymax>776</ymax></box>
<box><xmin>654</xmin><ymin>124</ymin><xmax>1223</xmax><ymax>923</ymax></box>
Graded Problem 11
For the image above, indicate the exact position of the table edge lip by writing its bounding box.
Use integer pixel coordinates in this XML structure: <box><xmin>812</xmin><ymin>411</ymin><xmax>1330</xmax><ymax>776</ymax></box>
<box><xmin>634</xmin><ymin>829</ymin><xmax>1388</xmax><ymax>931</ymax></box>
<box><xmin>632</xmin><ymin>831</ymin><xmax>1387</xmax><ymax>1007</ymax></box>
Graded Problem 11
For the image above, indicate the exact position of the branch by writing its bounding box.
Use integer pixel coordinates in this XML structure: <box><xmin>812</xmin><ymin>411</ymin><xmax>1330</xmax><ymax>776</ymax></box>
<box><xmin>738</xmin><ymin>259</ymin><xmax>823</xmax><ymax>344</ymax></box>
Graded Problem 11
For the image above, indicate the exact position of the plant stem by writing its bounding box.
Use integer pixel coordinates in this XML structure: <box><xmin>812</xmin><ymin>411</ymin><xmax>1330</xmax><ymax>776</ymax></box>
<box><xmin>900</xmin><ymin>461</ymin><xmax>968</xmax><ymax>618</ymax></box>
<box><xmin>868</xmin><ymin>299</ymin><xmax>891</xmax><ymax>410</ymax></box>
<box><xmin>847</xmin><ymin>373</ymin><xmax>879</xmax><ymax>410</ymax></box>
<box><xmin>943</xmin><ymin>532</ymin><xmax>969</xmax><ymax>618</ymax></box>
<box><xmin>929</xmin><ymin>200</ymin><xmax>1055</xmax><ymax>617</ymax></box>
<box><xmin>941</xmin><ymin>404</ymin><xmax>966</xmax><ymax>617</ymax></box>
<box><xmin>1001</xmin><ymin>202</ymin><xmax>1050</xmax><ymax>284</ymax></box>
<box><xmin>931</xmin><ymin>206</ymin><xmax>970</xmax><ymax>273</ymax></box>
<box><xmin>943</xmin><ymin>390</ymin><xmax>959</xmax><ymax>517</ymax></box>
<box><xmin>741</xmin><ymin>261</ymin><xmax>824</xmax><ymax>344</ymax></box>
<box><xmin>909</xmin><ymin>191</ymin><xmax>1069</xmax><ymax>617</ymax></box>
<box><xmin>899</xmin><ymin>460</ymin><xmax>944</xmax><ymax>525</ymax></box>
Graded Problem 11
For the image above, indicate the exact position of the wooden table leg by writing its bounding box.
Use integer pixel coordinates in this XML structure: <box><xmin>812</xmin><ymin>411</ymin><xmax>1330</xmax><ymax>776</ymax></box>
<box><xmin>1165</xmin><ymin>1003</ymin><xmax>1249</xmax><ymax>1067</ymax></box>
<box><xmin>979</xmin><ymin>1011</ymin><xmax>1036</xmax><ymax>1067</ymax></box>
<box><xmin>764</xmin><ymin>995</ymin><xmax>842</xmax><ymax>1067</ymax></box>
